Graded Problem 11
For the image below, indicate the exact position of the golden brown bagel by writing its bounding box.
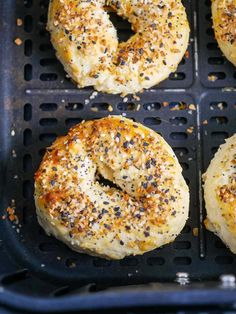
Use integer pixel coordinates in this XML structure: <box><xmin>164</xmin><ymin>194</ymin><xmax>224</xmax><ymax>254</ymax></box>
<box><xmin>47</xmin><ymin>0</ymin><xmax>190</xmax><ymax>95</ymax></box>
<box><xmin>34</xmin><ymin>116</ymin><xmax>189</xmax><ymax>260</ymax></box>
<box><xmin>212</xmin><ymin>0</ymin><xmax>236</xmax><ymax>66</ymax></box>
<box><xmin>204</xmin><ymin>134</ymin><xmax>236</xmax><ymax>253</ymax></box>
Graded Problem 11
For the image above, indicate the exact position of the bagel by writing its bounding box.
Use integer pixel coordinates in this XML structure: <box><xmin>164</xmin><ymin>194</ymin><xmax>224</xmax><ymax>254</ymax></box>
<box><xmin>212</xmin><ymin>0</ymin><xmax>236</xmax><ymax>66</ymax></box>
<box><xmin>34</xmin><ymin>116</ymin><xmax>189</xmax><ymax>259</ymax></box>
<box><xmin>47</xmin><ymin>0</ymin><xmax>190</xmax><ymax>95</ymax></box>
<box><xmin>204</xmin><ymin>134</ymin><xmax>236</xmax><ymax>253</ymax></box>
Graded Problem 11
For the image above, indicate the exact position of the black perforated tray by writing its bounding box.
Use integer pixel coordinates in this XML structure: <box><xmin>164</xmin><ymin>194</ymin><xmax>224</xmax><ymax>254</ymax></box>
<box><xmin>0</xmin><ymin>0</ymin><xmax>236</xmax><ymax>312</ymax></box>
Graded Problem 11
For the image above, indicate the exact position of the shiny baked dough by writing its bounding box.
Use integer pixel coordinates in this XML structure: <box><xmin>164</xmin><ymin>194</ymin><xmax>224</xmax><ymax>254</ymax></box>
<box><xmin>212</xmin><ymin>0</ymin><xmax>236</xmax><ymax>66</ymax></box>
<box><xmin>47</xmin><ymin>0</ymin><xmax>190</xmax><ymax>95</ymax></box>
<box><xmin>204</xmin><ymin>134</ymin><xmax>236</xmax><ymax>253</ymax></box>
<box><xmin>35</xmin><ymin>116</ymin><xmax>189</xmax><ymax>260</ymax></box>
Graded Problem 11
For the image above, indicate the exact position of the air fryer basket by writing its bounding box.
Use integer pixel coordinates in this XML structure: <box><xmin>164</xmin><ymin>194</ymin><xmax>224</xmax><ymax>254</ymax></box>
<box><xmin>0</xmin><ymin>0</ymin><xmax>236</xmax><ymax>312</ymax></box>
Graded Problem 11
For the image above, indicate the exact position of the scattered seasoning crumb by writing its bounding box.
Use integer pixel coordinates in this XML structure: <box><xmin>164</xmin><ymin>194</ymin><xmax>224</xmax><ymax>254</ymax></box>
<box><xmin>57</xmin><ymin>256</ymin><xmax>61</xmax><ymax>260</ymax></box>
<box><xmin>187</xmin><ymin>126</ymin><xmax>194</xmax><ymax>134</ymax></box>
<box><xmin>69</xmin><ymin>262</ymin><xmax>76</xmax><ymax>268</ymax></box>
<box><xmin>202</xmin><ymin>120</ymin><xmax>208</xmax><ymax>125</ymax></box>
<box><xmin>1</xmin><ymin>215</ymin><xmax>6</xmax><ymax>220</ymax></box>
<box><xmin>133</xmin><ymin>94</ymin><xmax>140</xmax><ymax>101</ymax></box>
<box><xmin>14</xmin><ymin>38</ymin><xmax>23</xmax><ymax>46</ymax></box>
<box><xmin>218</xmin><ymin>102</ymin><xmax>224</xmax><ymax>110</ymax></box>
<box><xmin>193</xmin><ymin>228</ymin><xmax>199</xmax><ymax>237</ymax></box>
<box><xmin>84</xmin><ymin>99</ymin><xmax>90</xmax><ymax>105</ymax></box>
<box><xmin>11</xmin><ymin>130</ymin><xmax>15</xmax><ymax>136</ymax></box>
<box><xmin>136</xmin><ymin>104</ymin><xmax>141</xmax><ymax>111</ymax></box>
<box><xmin>163</xmin><ymin>101</ymin><xmax>169</xmax><ymax>107</ymax></box>
<box><xmin>185</xmin><ymin>50</ymin><xmax>190</xmax><ymax>59</ymax></box>
<box><xmin>6</xmin><ymin>206</ymin><xmax>19</xmax><ymax>224</ymax></box>
<box><xmin>170</xmin><ymin>102</ymin><xmax>186</xmax><ymax>111</ymax></box>
<box><xmin>189</xmin><ymin>104</ymin><xmax>196</xmax><ymax>111</ymax></box>
<box><xmin>123</xmin><ymin>97</ymin><xmax>128</xmax><ymax>103</ymax></box>
<box><xmin>41</xmin><ymin>264</ymin><xmax>45</xmax><ymax>268</ymax></box>
<box><xmin>16</xmin><ymin>18</ymin><xmax>23</xmax><ymax>26</ymax></box>
<box><xmin>12</xmin><ymin>150</ymin><xmax>17</xmax><ymax>158</ymax></box>
<box><xmin>108</xmin><ymin>105</ymin><xmax>113</xmax><ymax>112</ymax></box>
<box><xmin>90</xmin><ymin>91</ymin><xmax>98</xmax><ymax>100</ymax></box>
<box><xmin>91</xmin><ymin>107</ymin><xmax>98</xmax><ymax>112</ymax></box>
<box><xmin>208</xmin><ymin>75</ymin><xmax>217</xmax><ymax>82</ymax></box>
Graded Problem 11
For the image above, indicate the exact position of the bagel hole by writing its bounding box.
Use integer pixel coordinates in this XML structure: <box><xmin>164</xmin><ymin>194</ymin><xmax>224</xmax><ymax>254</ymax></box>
<box><xmin>106</xmin><ymin>9</ymin><xmax>135</xmax><ymax>43</ymax></box>
<box><xmin>96</xmin><ymin>173</ymin><xmax>121</xmax><ymax>191</ymax></box>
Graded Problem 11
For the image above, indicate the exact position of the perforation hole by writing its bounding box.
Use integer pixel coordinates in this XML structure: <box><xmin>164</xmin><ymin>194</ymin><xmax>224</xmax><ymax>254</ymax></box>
<box><xmin>39</xmin><ymin>14</ymin><xmax>47</xmax><ymax>24</ymax></box>
<box><xmin>143</xmin><ymin>117</ymin><xmax>161</xmax><ymax>125</ymax></box>
<box><xmin>207</xmin><ymin>43</ymin><xmax>218</xmax><ymax>50</ymax></box>
<box><xmin>208</xmin><ymin>57</ymin><xmax>225</xmax><ymax>65</ymax></box>
<box><xmin>39</xmin><ymin>133</ymin><xmax>57</xmax><ymax>143</ymax></box>
<box><xmin>24</xmin><ymin>64</ymin><xmax>32</xmax><ymax>81</ymax></box>
<box><xmin>23</xmin><ymin>154</ymin><xmax>33</xmax><ymax>172</ymax></box>
<box><xmin>24</xmin><ymin>15</ymin><xmax>33</xmax><ymax>32</ymax></box>
<box><xmin>23</xmin><ymin>180</ymin><xmax>33</xmax><ymax>199</ymax></box>
<box><xmin>65</xmin><ymin>258</ymin><xmax>78</xmax><ymax>268</ymax></box>
<box><xmin>210</xmin><ymin>116</ymin><xmax>228</xmax><ymax>124</ymax></box>
<box><xmin>206</xmin><ymin>28</ymin><xmax>214</xmax><ymax>36</ymax></box>
<box><xmin>211</xmin><ymin>147</ymin><xmax>218</xmax><ymax>154</ymax></box>
<box><xmin>40</xmin><ymin>118</ymin><xmax>58</xmax><ymax>126</ymax></box>
<box><xmin>173</xmin><ymin>257</ymin><xmax>191</xmax><ymax>265</ymax></box>
<box><xmin>91</xmin><ymin>103</ymin><xmax>110</xmax><ymax>111</ymax></box>
<box><xmin>65</xmin><ymin>118</ymin><xmax>83</xmax><ymax>128</ymax></box>
<box><xmin>93</xmin><ymin>259</ymin><xmax>111</xmax><ymax>267</ymax></box>
<box><xmin>39</xmin><ymin>29</ymin><xmax>49</xmax><ymax>38</ymax></box>
<box><xmin>24</xmin><ymin>39</ymin><xmax>32</xmax><ymax>56</ymax></box>
<box><xmin>211</xmin><ymin>132</ymin><xmax>229</xmax><ymax>139</ymax></box>
<box><xmin>117</xmin><ymin>103</ymin><xmax>136</xmax><ymax>111</ymax></box>
<box><xmin>143</xmin><ymin>103</ymin><xmax>161</xmax><ymax>111</ymax></box>
<box><xmin>40</xmin><ymin>73</ymin><xmax>58</xmax><ymax>81</ymax></box>
<box><xmin>170</xmin><ymin>117</ymin><xmax>187</xmax><ymax>126</ymax></box>
<box><xmin>1</xmin><ymin>269</ymin><xmax>29</xmax><ymax>285</ymax></box>
<box><xmin>205</xmin><ymin>13</ymin><xmax>211</xmax><ymax>21</ymax></box>
<box><xmin>210</xmin><ymin>102</ymin><xmax>227</xmax><ymax>110</ymax></box>
<box><xmin>170</xmin><ymin>132</ymin><xmax>188</xmax><ymax>140</ymax></box>
<box><xmin>38</xmin><ymin>148</ymin><xmax>46</xmax><ymax>157</ymax></box>
<box><xmin>40</xmin><ymin>0</ymin><xmax>49</xmax><ymax>9</ymax></box>
<box><xmin>120</xmin><ymin>258</ymin><xmax>138</xmax><ymax>266</ymax></box>
<box><xmin>24</xmin><ymin>0</ymin><xmax>32</xmax><ymax>8</ymax></box>
<box><xmin>24</xmin><ymin>103</ymin><xmax>32</xmax><ymax>121</ymax></box>
<box><xmin>40</xmin><ymin>58</ymin><xmax>60</xmax><ymax>66</ymax></box>
<box><xmin>173</xmin><ymin>241</ymin><xmax>191</xmax><ymax>250</ymax></box>
<box><xmin>65</xmin><ymin>103</ymin><xmax>84</xmax><ymax>111</ymax></box>
<box><xmin>40</xmin><ymin>103</ymin><xmax>58</xmax><ymax>111</ymax></box>
<box><xmin>180</xmin><ymin>163</ymin><xmax>189</xmax><ymax>170</ymax></box>
<box><xmin>215</xmin><ymin>256</ymin><xmax>233</xmax><ymax>265</ymax></box>
<box><xmin>208</xmin><ymin>72</ymin><xmax>226</xmax><ymax>80</ymax></box>
<box><xmin>23</xmin><ymin>129</ymin><xmax>32</xmax><ymax>146</ymax></box>
<box><xmin>173</xmin><ymin>147</ymin><xmax>188</xmax><ymax>156</ymax></box>
<box><xmin>169</xmin><ymin>72</ymin><xmax>185</xmax><ymax>80</ymax></box>
<box><xmin>147</xmin><ymin>257</ymin><xmax>165</xmax><ymax>266</ymax></box>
